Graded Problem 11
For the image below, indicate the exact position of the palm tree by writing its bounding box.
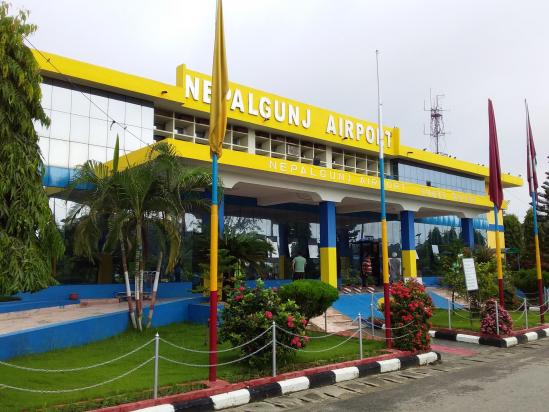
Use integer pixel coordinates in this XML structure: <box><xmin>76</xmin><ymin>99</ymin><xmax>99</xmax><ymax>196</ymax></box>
<box><xmin>68</xmin><ymin>139</ymin><xmax>212</xmax><ymax>330</ymax></box>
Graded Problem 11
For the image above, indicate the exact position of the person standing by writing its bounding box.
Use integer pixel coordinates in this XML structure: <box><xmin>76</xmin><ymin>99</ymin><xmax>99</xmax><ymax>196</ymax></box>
<box><xmin>292</xmin><ymin>252</ymin><xmax>307</xmax><ymax>280</ymax></box>
<box><xmin>361</xmin><ymin>254</ymin><xmax>372</xmax><ymax>287</ymax></box>
<box><xmin>389</xmin><ymin>252</ymin><xmax>402</xmax><ymax>283</ymax></box>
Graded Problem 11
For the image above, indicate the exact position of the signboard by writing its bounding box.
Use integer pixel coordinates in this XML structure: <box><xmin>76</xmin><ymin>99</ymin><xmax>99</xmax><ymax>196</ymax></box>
<box><xmin>462</xmin><ymin>258</ymin><xmax>478</xmax><ymax>291</ymax></box>
<box><xmin>431</xmin><ymin>245</ymin><xmax>439</xmax><ymax>255</ymax></box>
<box><xmin>308</xmin><ymin>244</ymin><xmax>319</xmax><ymax>259</ymax></box>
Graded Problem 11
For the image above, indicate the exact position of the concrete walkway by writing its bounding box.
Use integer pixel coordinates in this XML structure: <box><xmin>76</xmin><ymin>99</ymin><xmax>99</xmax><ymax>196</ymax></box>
<box><xmin>0</xmin><ymin>299</ymin><xmax>173</xmax><ymax>335</ymax></box>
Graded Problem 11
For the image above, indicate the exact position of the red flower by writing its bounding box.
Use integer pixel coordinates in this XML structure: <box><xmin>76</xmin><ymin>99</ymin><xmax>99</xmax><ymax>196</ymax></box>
<box><xmin>239</xmin><ymin>286</ymin><xmax>245</xmax><ymax>292</ymax></box>
<box><xmin>300</xmin><ymin>319</ymin><xmax>308</xmax><ymax>326</ymax></box>
<box><xmin>287</xmin><ymin>321</ymin><xmax>295</xmax><ymax>328</ymax></box>
<box><xmin>234</xmin><ymin>294</ymin><xmax>243</xmax><ymax>302</ymax></box>
<box><xmin>264</xmin><ymin>311</ymin><xmax>273</xmax><ymax>320</ymax></box>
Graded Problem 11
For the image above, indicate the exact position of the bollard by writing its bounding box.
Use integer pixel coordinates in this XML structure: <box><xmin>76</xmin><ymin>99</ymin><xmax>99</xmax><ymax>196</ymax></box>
<box><xmin>272</xmin><ymin>321</ymin><xmax>277</xmax><ymax>377</ymax></box>
<box><xmin>524</xmin><ymin>298</ymin><xmax>528</xmax><ymax>329</ymax></box>
<box><xmin>154</xmin><ymin>332</ymin><xmax>159</xmax><ymax>399</ymax></box>
<box><xmin>324</xmin><ymin>311</ymin><xmax>328</xmax><ymax>332</ymax></box>
<box><xmin>447</xmin><ymin>298</ymin><xmax>452</xmax><ymax>330</ymax></box>
<box><xmin>358</xmin><ymin>313</ymin><xmax>363</xmax><ymax>360</ymax></box>
<box><xmin>495</xmin><ymin>301</ymin><xmax>500</xmax><ymax>336</ymax></box>
<box><xmin>370</xmin><ymin>292</ymin><xmax>375</xmax><ymax>337</ymax></box>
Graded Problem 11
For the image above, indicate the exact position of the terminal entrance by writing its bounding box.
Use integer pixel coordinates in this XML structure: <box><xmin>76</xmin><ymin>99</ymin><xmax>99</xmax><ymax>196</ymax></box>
<box><xmin>350</xmin><ymin>238</ymin><xmax>381</xmax><ymax>286</ymax></box>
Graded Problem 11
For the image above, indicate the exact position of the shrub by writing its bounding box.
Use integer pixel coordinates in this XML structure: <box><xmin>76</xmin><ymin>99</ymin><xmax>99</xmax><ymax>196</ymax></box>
<box><xmin>480</xmin><ymin>298</ymin><xmax>513</xmax><ymax>336</ymax></box>
<box><xmin>389</xmin><ymin>280</ymin><xmax>433</xmax><ymax>351</ymax></box>
<box><xmin>220</xmin><ymin>279</ymin><xmax>308</xmax><ymax>366</ymax></box>
<box><xmin>278</xmin><ymin>280</ymin><xmax>339</xmax><ymax>321</ymax></box>
<box><xmin>512</xmin><ymin>268</ymin><xmax>549</xmax><ymax>294</ymax></box>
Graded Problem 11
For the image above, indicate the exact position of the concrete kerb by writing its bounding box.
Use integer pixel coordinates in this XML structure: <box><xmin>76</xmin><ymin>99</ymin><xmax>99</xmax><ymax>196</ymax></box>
<box><xmin>118</xmin><ymin>351</ymin><xmax>440</xmax><ymax>412</ymax></box>
<box><xmin>430</xmin><ymin>326</ymin><xmax>549</xmax><ymax>348</ymax></box>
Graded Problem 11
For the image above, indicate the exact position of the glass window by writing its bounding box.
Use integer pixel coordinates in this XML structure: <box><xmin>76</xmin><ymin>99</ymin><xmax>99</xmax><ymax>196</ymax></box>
<box><xmin>70</xmin><ymin>114</ymin><xmax>89</xmax><ymax>143</ymax></box>
<box><xmin>49</xmin><ymin>139</ymin><xmax>69</xmax><ymax>168</ymax></box>
<box><xmin>89</xmin><ymin>118</ymin><xmax>108</xmax><ymax>146</ymax></box>
<box><xmin>38</xmin><ymin>137</ymin><xmax>50</xmax><ymax>164</ymax></box>
<box><xmin>90</xmin><ymin>93</ymin><xmax>108</xmax><ymax>120</ymax></box>
<box><xmin>108</xmin><ymin>97</ymin><xmax>125</xmax><ymax>123</ymax></box>
<box><xmin>142</xmin><ymin>128</ymin><xmax>153</xmax><ymax>144</ymax></box>
<box><xmin>51</xmin><ymin>85</ymin><xmax>72</xmax><ymax>112</ymax></box>
<box><xmin>124</xmin><ymin>126</ymin><xmax>142</xmax><ymax>151</ymax></box>
<box><xmin>49</xmin><ymin>110</ymin><xmax>71</xmax><ymax>140</ymax></box>
<box><xmin>71</xmin><ymin>88</ymin><xmax>91</xmax><ymax>117</ymax></box>
<box><xmin>107</xmin><ymin>122</ymin><xmax>125</xmax><ymax>148</ymax></box>
<box><xmin>88</xmin><ymin>145</ymin><xmax>107</xmax><ymax>163</ymax></box>
<box><xmin>33</xmin><ymin>109</ymin><xmax>51</xmax><ymax>137</ymax></box>
<box><xmin>125</xmin><ymin>101</ymin><xmax>141</xmax><ymax>127</ymax></box>
<box><xmin>69</xmin><ymin>142</ymin><xmax>89</xmax><ymax>167</ymax></box>
<box><xmin>142</xmin><ymin>105</ymin><xmax>154</xmax><ymax>128</ymax></box>
<box><xmin>40</xmin><ymin>83</ymin><xmax>52</xmax><ymax>109</ymax></box>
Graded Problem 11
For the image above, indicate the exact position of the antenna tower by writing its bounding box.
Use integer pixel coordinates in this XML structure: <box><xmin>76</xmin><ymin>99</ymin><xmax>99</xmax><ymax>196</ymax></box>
<box><xmin>424</xmin><ymin>90</ymin><xmax>448</xmax><ymax>155</ymax></box>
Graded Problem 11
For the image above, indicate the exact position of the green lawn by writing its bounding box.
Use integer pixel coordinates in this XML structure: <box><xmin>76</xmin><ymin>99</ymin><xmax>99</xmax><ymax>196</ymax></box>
<box><xmin>431</xmin><ymin>308</ymin><xmax>545</xmax><ymax>332</ymax></box>
<box><xmin>0</xmin><ymin>323</ymin><xmax>384</xmax><ymax>411</ymax></box>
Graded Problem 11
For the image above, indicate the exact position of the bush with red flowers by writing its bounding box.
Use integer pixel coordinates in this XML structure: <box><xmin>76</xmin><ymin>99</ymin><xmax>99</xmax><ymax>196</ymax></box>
<box><xmin>220</xmin><ymin>279</ymin><xmax>308</xmax><ymax>365</ymax></box>
<box><xmin>480</xmin><ymin>298</ymin><xmax>513</xmax><ymax>336</ymax></box>
<box><xmin>389</xmin><ymin>280</ymin><xmax>433</xmax><ymax>351</ymax></box>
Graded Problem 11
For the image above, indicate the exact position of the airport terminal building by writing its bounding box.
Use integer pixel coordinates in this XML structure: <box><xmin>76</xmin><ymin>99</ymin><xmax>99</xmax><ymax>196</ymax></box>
<box><xmin>33</xmin><ymin>51</ymin><xmax>522</xmax><ymax>287</ymax></box>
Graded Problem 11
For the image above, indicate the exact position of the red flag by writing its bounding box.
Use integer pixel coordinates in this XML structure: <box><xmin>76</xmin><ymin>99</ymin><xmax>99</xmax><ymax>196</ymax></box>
<box><xmin>526</xmin><ymin>101</ymin><xmax>538</xmax><ymax>197</ymax></box>
<box><xmin>488</xmin><ymin>99</ymin><xmax>503</xmax><ymax>209</ymax></box>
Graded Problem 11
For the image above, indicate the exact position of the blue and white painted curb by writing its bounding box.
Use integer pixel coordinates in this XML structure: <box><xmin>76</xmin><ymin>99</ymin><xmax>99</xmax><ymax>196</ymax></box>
<box><xmin>135</xmin><ymin>352</ymin><xmax>440</xmax><ymax>411</ymax></box>
<box><xmin>430</xmin><ymin>327</ymin><xmax>549</xmax><ymax>348</ymax></box>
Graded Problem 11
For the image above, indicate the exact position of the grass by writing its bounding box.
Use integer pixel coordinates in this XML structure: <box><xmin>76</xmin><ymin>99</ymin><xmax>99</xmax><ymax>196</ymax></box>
<box><xmin>0</xmin><ymin>322</ymin><xmax>384</xmax><ymax>411</ymax></box>
<box><xmin>431</xmin><ymin>308</ymin><xmax>545</xmax><ymax>332</ymax></box>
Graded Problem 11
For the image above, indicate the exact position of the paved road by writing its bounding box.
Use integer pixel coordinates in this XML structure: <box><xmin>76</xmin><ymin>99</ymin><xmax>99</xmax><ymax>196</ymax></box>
<box><xmin>227</xmin><ymin>337</ymin><xmax>549</xmax><ymax>411</ymax></box>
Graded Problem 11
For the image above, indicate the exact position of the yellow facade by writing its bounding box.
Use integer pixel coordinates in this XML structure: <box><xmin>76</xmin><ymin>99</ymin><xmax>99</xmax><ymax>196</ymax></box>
<box><xmin>320</xmin><ymin>247</ymin><xmax>337</xmax><ymax>287</ymax></box>
<box><xmin>401</xmin><ymin>250</ymin><xmax>417</xmax><ymax>278</ymax></box>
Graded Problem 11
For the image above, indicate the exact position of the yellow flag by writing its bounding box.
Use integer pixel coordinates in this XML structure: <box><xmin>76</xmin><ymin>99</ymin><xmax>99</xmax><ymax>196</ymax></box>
<box><xmin>208</xmin><ymin>0</ymin><xmax>229</xmax><ymax>158</ymax></box>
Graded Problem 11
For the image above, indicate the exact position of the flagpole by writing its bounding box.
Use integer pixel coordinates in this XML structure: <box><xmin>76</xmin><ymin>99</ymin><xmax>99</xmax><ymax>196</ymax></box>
<box><xmin>209</xmin><ymin>152</ymin><xmax>219</xmax><ymax>381</ymax></box>
<box><xmin>376</xmin><ymin>50</ymin><xmax>392</xmax><ymax>347</ymax></box>
<box><xmin>493</xmin><ymin>206</ymin><xmax>504</xmax><ymax>307</ymax></box>
<box><xmin>526</xmin><ymin>100</ymin><xmax>544</xmax><ymax>323</ymax></box>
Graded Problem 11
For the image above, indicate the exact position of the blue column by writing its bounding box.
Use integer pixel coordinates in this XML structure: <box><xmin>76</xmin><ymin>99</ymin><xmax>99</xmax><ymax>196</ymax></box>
<box><xmin>461</xmin><ymin>218</ymin><xmax>474</xmax><ymax>249</ymax></box>
<box><xmin>400</xmin><ymin>211</ymin><xmax>417</xmax><ymax>278</ymax></box>
<box><xmin>320</xmin><ymin>201</ymin><xmax>337</xmax><ymax>287</ymax></box>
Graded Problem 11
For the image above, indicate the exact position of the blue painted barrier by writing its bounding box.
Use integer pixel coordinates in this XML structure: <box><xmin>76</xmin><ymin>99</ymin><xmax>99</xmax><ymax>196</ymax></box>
<box><xmin>421</xmin><ymin>277</ymin><xmax>442</xmax><ymax>287</ymax></box>
<box><xmin>1</xmin><ymin>282</ymin><xmax>194</xmax><ymax>314</ymax></box>
<box><xmin>0</xmin><ymin>297</ymin><xmax>202</xmax><ymax>360</ymax></box>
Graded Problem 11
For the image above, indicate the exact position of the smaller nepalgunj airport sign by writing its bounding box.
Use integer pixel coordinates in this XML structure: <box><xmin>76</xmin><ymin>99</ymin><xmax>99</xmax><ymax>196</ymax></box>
<box><xmin>462</xmin><ymin>258</ymin><xmax>478</xmax><ymax>291</ymax></box>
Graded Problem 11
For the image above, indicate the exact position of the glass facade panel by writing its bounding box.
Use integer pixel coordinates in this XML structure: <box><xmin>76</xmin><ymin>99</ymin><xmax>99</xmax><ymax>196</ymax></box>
<box><xmin>396</xmin><ymin>161</ymin><xmax>485</xmax><ymax>195</ymax></box>
<box><xmin>69</xmin><ymin>142</ymin><xmax>89</xmax><ymax>167</ymax></box>
<box><xmin>51</xmin><ymin>84</ymin><xmax>71</xmax><ymax>112</ymax></box>
<box><xmin>71</xmin><ymin>88</ymin><xmax>91</xmax><ymax>117</ymax></box>
<box><xmin>90</xmin><ymin>93</ymin><xmax>108</xmax><ymax>120</ymax></box>
<box><xmin>125</xmin><ymin>101</ymin><xmax>141</xmax><ymax>127</ymax></box>
<box><xmin>49</xmin><ymin>111</ymin><xmax>70</xmax><ymax>140</ymax></box>
<box><xmin>69</xmin><ymin>114</ymin><xmax>89</xmax><ymax>143</ymax></box>
<box><xmin>38</xmin><ymin>79</ymin><xmax>154</xmax><ymax>175</ymax></box>
<box><xmin>39</xmin><ymin>137</ymin><xmax>50</xmax><ymax>164</ymax></box>
<box><xmin>49</xmin><ymin>139</ymin><xmax>69</xmax><ymax>168</ymax></box>
<box><xmin>40</xmin><ymin>83</ymin><xmax>52</xmax><ymax>109</ymax></box>
<box><xmin>89</xmin><ymin>144</ymin><xmax>107</xmax><ymax>163</ymax></box>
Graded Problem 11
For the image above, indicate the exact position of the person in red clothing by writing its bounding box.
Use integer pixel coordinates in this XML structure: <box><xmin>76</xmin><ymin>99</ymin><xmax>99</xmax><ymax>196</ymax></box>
<box><xmin>361</xmin><ymin>254</ymin><xmax>372</xmax><ymax>287</ymax></box>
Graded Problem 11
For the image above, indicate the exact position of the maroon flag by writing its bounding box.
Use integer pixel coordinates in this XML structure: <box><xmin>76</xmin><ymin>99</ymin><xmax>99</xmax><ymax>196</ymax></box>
<box><xmin>526</xmin><ymin>101</ymin><xmax>538</xmax><ymax>197</ymax></box>
<box><xmin>488</xmin><ymin>99</ymin><xmax>503</xmax><ymax>209</ymax></box>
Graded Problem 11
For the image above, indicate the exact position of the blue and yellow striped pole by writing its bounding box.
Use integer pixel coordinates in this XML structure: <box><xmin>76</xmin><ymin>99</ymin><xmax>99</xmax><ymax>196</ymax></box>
<box><xmin>376</xmin><ymin>50</ymin><xmax>392</xmax><ymax>347</ymax></box>
<box><xmin>532</xmin><ymin>194</ymin><xmax>544</xmax><ymax>323</ymax></box>
<box><xmin>209</xmin><ymin>153</ymin><xmax>219</xmax><ymax>381</ymax></box>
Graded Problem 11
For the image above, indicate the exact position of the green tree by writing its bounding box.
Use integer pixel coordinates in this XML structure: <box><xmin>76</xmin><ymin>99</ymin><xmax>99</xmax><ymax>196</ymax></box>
<box><xmin>503</xmin><ymin>214</ymin><xmax>524</xmax><ymax>270</ymax></box>
<box><xmin>69</xmin><ymin>142</ymin><xmax>212</xmax><ymax>329</ymax></box>
<box><xmin>0</xmin><ymin>3</ymin><xmax>64</xmax><ymax>295</ymax></box>
<box><xmin>522</xmin><ymin>209</ymin><xmax>547</xmax><ymax>270</ymax></box>
<box><xmin>535</xmin><ymin>155</ymin><xmax>549</xmax><ymax>269</ymax></box>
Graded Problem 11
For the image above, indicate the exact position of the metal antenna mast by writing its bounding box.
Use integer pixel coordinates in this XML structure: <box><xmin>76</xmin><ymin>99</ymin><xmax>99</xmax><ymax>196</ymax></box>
<box><xmin>424</xmin><ymin>90</ymin><xmax>448</xmax><ymax>155</ymax></box>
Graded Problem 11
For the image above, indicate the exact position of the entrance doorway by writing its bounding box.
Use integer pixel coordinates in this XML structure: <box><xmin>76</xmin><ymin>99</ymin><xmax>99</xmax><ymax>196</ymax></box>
<box><xmin>351</xmin><ymin>237</ymin><xmax>381</xmax><ymax>286</ymax></box>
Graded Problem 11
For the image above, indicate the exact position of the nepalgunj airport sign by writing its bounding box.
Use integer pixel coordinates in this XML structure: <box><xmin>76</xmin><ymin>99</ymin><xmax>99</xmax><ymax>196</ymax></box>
<box><xmin>177</xmin><ymin>65</ymin><xmax>398</xmax><ymax>155</ymax></box>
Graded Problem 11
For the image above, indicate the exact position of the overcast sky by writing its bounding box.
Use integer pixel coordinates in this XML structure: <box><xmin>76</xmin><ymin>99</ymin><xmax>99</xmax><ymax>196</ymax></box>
<box><xmin>13</xmin><ymin>0</ymin><xmax>548</xmax><ymax>220</ymax></box>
